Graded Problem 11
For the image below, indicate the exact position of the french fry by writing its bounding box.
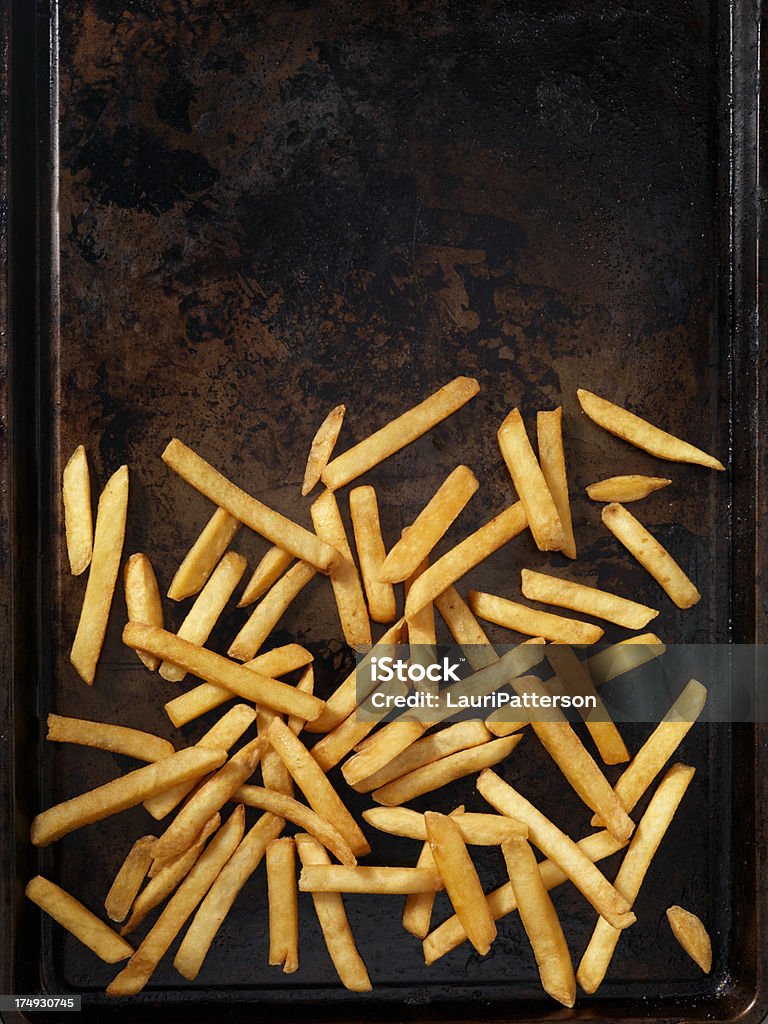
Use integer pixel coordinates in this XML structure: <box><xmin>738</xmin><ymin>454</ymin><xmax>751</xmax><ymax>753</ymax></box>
<box><xmin>602</xmin><ymin>503</ymin><xmax>701</xmax><ymax>608</ymax></box>
<box><xmin>123</xmin><ymin>623</ymin><xmax>323</xmax><ymax>721</ymax></box>
<box><xmin>469</xmin><ymin>591</ymin><xmax>604</xmax><ymax>645</ymax></box>
<box><xmin>46</xmin><ymin>714</ymin><xmax>175</xmax><ymax>763</ymax></box>
<box><xmin>364</xmin><ymin>807</ymin><xmax>528</xmax><ymax>846</ymax></box>
<box><xmin>434</xmin><ymin>586</ymin><xmax>498</xmax><ymax>670</ymax></box>
<box><xmin>498</xmin><ymin>408</ymin><xmax>565</xmax><ymax>552</ymax></box>
<box><xmin>586</xmin><ymin>475</ymin><xmax>672</xmax><ymax>503</ymax></box>
<box><xmin>123</xmin><ymin>553</ymin><xmax>164</xmax><ymax>670</ymax></box>
<box><xmin>404</xmin><ymin>557</ymin><xmax>438</xmax><ymax>693</ymax></box>
<box><xmin>425</xmin><ymin>811</ymin><xmax>496</xmax><ymax>955</ymax></box>
<box><xmin>107</xmin><ymin>805</ymin><xmax>246</xmax><ymax>995</ymax></box>
<box><xmin>168</xmin><ymin>508</ymin><xmax>241</xmax><ymax>602</ymax></box>
<box><xmin>476</xmin><ymin>769</ymin><xmax>636</xmax><ymax>930</ymax></box>
<box><xmin>162</xmin><ymin>439</ymin><xmax>339</xmax><ymax>571</ymax></box>
<box><xmin>31</xmin><ymin>747</ymin><xmax>227</xmax><ymax>847</ymax></box>
<box><xmin>577</xmin><ymin>389</ymin><xmax>725</xmax><ymax>470</ymax></box>
<box><xmin>666</xmin><ymin>905</ymin><xmax>712</xmax><ymax>973</ymax></box>
<box><xmin>521</xmin><ymin>568</ymin><xmax>659</xmax><ymax>630</ymax></box>
<box><xmin>302</xmin><ymin>404</ymin><xmax>346</xmax><ymax>496</ymax></box>
<box><xmin>288</xmin><ymin>663</ymin><xmax>315</xmax><ymax>736</ymax></box>
<box><xmin>267</xmin><ymin>838</ymin><xmax>299</xmax><ymax>972</ymax></box>
<box><xmin>62</xmin><ymin>444</ymin><xmax>93</xmax><ymax>575</ymax></box>
<box><xmin>227</xmin><ymin>561</ymin><xmax>318</xmax><ymax>661</ymax></box>
<box><xmin>70</xmin><ymin>464</ymin><xmax>129</xmax><ymax>684</ymax></box>
<box><xmin>404</xmin><ymin>502</ymin><xmax>527</xmax><ymax>618</ymax></box>
<box><xmin>310</xmin><ymin>677</ymin><xmax>409</xmax><ymax>773</ymax></box>
<box><xmin>310</xmin><ymin>489</ymin><xmax>371</xmax><ymax>647</ymax></box>
<box><xmin>147</xmin><ymin>814</ymin><xmax>221</xmax><ymax>878</ymax></box>
<box><xmin>577</xmin><ymin>763</ymin><xmax>696</xmax><ymax>993</ymax></box>
<box><xmin>403</xmin><ymin>805</ymin><xmax>463</xmax><ymax>940</ymax></box>
<box><xmin>238</xmin><ymin>545</ymin><xmax>294</xmax><ymax>607</ymax></box>
<box><xmin>268</xmin><ymin>718</ymin><xmax>370</xmax><ymax>856</ymax></box>
<box><xmin>501</xmin><ymin>833</ymin><xmax>575</xmax><ymax>1007</ymax></box>
<box><xmin>584</xmin><ymin>634</ymin><xmax>666</xmax><ymax>687</ymax></box>
<box><xmin>300</xmin><ymin>865</ymin><xmax>440</xmax><ymax>894</ymax></box>
<box><xmin>349</xmin><ymin>485</ymin><xmax>396</xmax><ymax>623</ymax></box>
<box><xmin>235</xmin><ymin>785</ymin><xmax>357</xmax><ymax>866</ymax></box>
<box><xmin>172</xmin><ymin>812</ymin><xmax>284</xmax><ymax>980</ymax></box>
<box><xmin>258</xmin><ymin>709</ymin><xmax>293</xmax><ymax>795</ymax></box>
<box><xmin>342</xmin><ymin>719</ymin><xmax>429</xmax><ymax>788</ymax></box>
<box><xmin>321</xmin><ymin>377</ymin><xmax>480</xmax><ymax>490</ymax></box>
<box><xmin>105</xmin><ymin>836</ymin><xmax>156</xmax><ymax>922</ymax></box>
<box><xmin>537</xmin><ymin>408</ymin><xmax>576</xmax><ymax>559</ymax></box>
<box><xmin>373</xmin><ymin>734</ymin><xmax>523</xmax><ymax>807</ymax></box>
<box><xmin>160</xmin><ymin>552</ymin><xmax>246</xmax><ymax>682</ymax></box>
<box><xmin>379</xmin><ymin>466</ymin><xmax>478</xmax><ymax>583</ymax></box>
<box><xmin>295</xmin><ymin>833</ymin><xmax>371</xmax><ymax>991</ymax></box>
<box><xmin>26</xmin><ymin>876</ymin><xmax>133</xmax><ymax>964</ymax></box>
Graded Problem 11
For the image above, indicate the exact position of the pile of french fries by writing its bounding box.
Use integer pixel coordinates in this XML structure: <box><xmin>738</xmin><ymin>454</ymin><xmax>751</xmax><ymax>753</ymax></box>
<box><xmin>30</xmin><ymin>378</ymin><xmax>720</xmax><ymax>1001</ymax></box>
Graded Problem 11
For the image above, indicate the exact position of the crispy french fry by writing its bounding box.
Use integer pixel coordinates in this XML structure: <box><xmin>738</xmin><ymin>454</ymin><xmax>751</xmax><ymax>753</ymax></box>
<box><xmin>602</xmin><ymin>503</ymin><xmax>701</xmax><ymax>608</ymax></box>
<box><xmin>258</xmin><ymin>709</ymin><xmax>293</xmax><ymax>796</ymax></box>
<box><xmin>105</xmin><ymin>836</ymin><xmax>156</xmax><ymax>922</ymax></box>
<box><xmin>162</xmin><ymin>439</ymin><xmax>339</xmax><ymax>571</ymax></box>
<box><xmin>434</xmin><ymin>586</ymin><xmax>498</xmax><ymax>670</ymax></box>
<box><xmin>300</xmin><ymin>865</ymin><xmax>440</xmax><ymax>894</ymax></box>
<box><xmin>586</xmin><ymin>475</ymin><xmax>672</xmax><ymax>503</ymax></box>
<box><xmin>159</xmin><ymin>552</ymin><xmax>246</xmax><ymax>682</ymax></box>
<box><xmin>476</xmin><ymin>769</ymin><xmax>636</xmax><ymax>930</ymax></box>
<box><xmin>70</xmin><ymin>465</ymin><xmax>129</xmax><ymax>684</ymax></box>
<box><xmin>577</xmin><ymin>389</ymin><xmax>725</xmax><ymax>470</ymax></box>
<box><xmin>469</xmin><ymin>591</ymin><xmax>604</xmax><ymax>645</ymax></box>
<box><xmin>379</xmin><ymin>466</ymin><xmax>478</xmax><ymax>583</ymax></box>
<box><xmin>666</xmin><ymin>906</ymin><xmax>712</xmax><ymax>973</ymax></box>
<box><xmin>303</xmin><ymin>404</ymin><xmax>346</xmax><ymax>496</ymax></box>
<box><xmin>31</xmin><ymin>747</ymin><xmax>227</xmax><ymax>847</ymax></box>
<box><xmin>26</xmin><ymin>876</ymin><xmax>132</xmax><ymax>964</ymax></box>
<box><xmin>168</xmin><ymin>507</ymin><xmax>241</xmax><ymax>602</ymax></box>
<box><xmin>403</xmin><ymin>805</ymin><xmax>463</xmax><ymax>940</ymax></box>
<box><xmin>321</xmin><ymin>377</ymin><xmax>480</xmax><ymax>490</ymax></box>
<box><xmin>404</xmin><ymin>502</ymin><xmax>527</xmax><ymax>618</ymax></box>
<box><xmin>537</xmin><ymin>408</ymin><xmax>576</xmax><ymax>559</ymax></box>
<box><xmin>349</xmin><ymin>485</ymin><xmax>396</xmax><ymax>623</ymax></box>
<box><xmin>342</xmin><ymin>719</ymin><xmax>429</xmax><ymax>788</ymax></box>
<box><xmin>267</xmin><ymin>838</ymin><xmax>299</xmax><ymax>972</ymax></box>
<box><xmin>521</xmin><ymin>568</ymin><xmax>658</xmax><ymax>630</ymax></box>
<box><xmin>498</xmin><ymin>408</ymin><xmax>565</xmax><ymax>552</ymax></box>
<box><xmin>288</xmin><ymin>663</ymin><xmax>315</xmax><ymax>736</ymax></box>
<box><xmin>405</xmin><ymin>557</ymin><xmax>437</xmax><ymax>692</ymax></box>
<box><xmin>577</xmin><ymin>764</ymin><xmax>696</xmax><ymax>993</ymax></box>
<box><xmin>310</xmin><ymin>677</ymin><xmax>409</xmax><ymax>773</ymax></box>
<box><xmin>310</xmin><ymin>489</ymin><xmax>371</xmax><ymax>647</ymax></box>
<box><xmin>63</xmin><ymin>445</ymin><xmax>93</xmax><ymax>575</ymax></box>
<box><xmin>238</xmin><ymin>545</ymin><xmax>294</xmax><ymax>607</ymax></box>
<box><xmin>501</xmin><ymin>833</ymin><xmax>575</xmax><ymax>1007</ymax></box>
<box><xmin>228</xmin><ymin>561</ymin><xmax>318</xmax><ymax>661</ymax></box>
<box><xmin>107</xmin><ymin>805</ymin><xmax>246</xmax><ymax>995</ymax></box>
<box><xmin>123</xmin><ymin>553</ymin><xmax>164</xmax><ymax>670</ymax></box>
<box><xmin>584</xmin><ymin>634</ymin><xmax>666</xmax><ymax>687</ymax></box>
<box><xmin>364</xmin><ymin>807</ymin><xmax>527</xmax><ymax>846</ymax></box>
<box><xmin>172</xmin><ymin>812</ymin><xmax>284</xmax><ymax>980</ymax></box>
<box><xmin>46</xmin><ymin>714</ymin><xmax>175</xmax><ymax>763</ymax></box>
<box><xmin>295</xmin><ymin>833</ymin><xmax>371</xmax><ymax>992</ymax></box>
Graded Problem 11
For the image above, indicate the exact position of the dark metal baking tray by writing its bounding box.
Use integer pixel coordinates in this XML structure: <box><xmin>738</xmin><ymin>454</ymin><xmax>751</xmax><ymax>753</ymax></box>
<box><xmin>2</xmin><ymin>0</ymin><xmax>766</xmax><ymax>1021</ymax></box>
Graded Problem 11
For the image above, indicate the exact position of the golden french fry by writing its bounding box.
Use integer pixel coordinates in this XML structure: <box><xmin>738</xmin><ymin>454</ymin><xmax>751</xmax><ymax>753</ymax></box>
<box><xmin>172</xmin><ymin>812</ymin><xmax>284</xmax><ymax>980</ymax></box>
<box><xmin>162</xmin><ymin>439</ymin><xmax>339</xmax><ymax>571</ymax></box>
<box><xmin>404</xmin><ymin>502</ymin><xmax>527</xmax><ymax>618</ymax></box>
<box><xmin>310</xmin><ymin>677</ymin><xmax>409</xmax><ymax>773</ymax></box>
<box><xmin>46</xmin><ymin>714</ymin><xmax>175</xmax><ymax>763</ymax></box>
<box><xmin>303</xmin><ymin>404</ymin><xmax>346</xmax><ymax>496</ymax></box>
<box><xmin>666</xmin><ymin>905</ymin><xmax>712</xmax><ymax>973</ymax></box>
<box><xmin>321</xmin><ymin>377</ymin><xmax>480</xmax><ymax>490</ymax></box>
<box><xmin>577</xmin><ymin>389</ymin><xmax>725</xmax><ymax>470</ymax></box>
<box><xmin>310</xmin><ymin>489</ymin><xmax>371</xmax><ymax>647</ymax></box>
<box><xmin>288</xmin><ymin>663</ymin><xmax>315</xmax><ymax>736</ymax></box>
<box><xmin>105</xmin><ymin>836</ymin><xmax>156</xmax><ymax>922</ymax></box>
<box><xmin>168</xmin><ymin>508</ymin><xmax>241</xmax><ymax>602</ymax></box>
<box><xmin>123</xmin><ymin>553</ymin><xmax>164</xmax><ymax>670</ymax></box>
<box><xmin>434</xmin><ymin>586</ymin><xmax>498</xmax><ymax>670</ymax></box>
<box><xmin>70</xmin><ymin>465</ymin><xmax>129</xmax><ymax>684</ymax></box>
<box><xmin>31</xmin><ymin>747</ymin><xmax>226</xmax><ymax>847</ymax></box>
<box><xmin>228</xmin><ymin>561</ymin><xmax>318</xmax><ymax>661</ymax></box>
<box><xmin>403</xmin><ymin>806</ymin><xmax>463</xmax><ymax>940</ymax></box>
<box><xmin>404</xmin><ymin>557</ymin><xmax>437</xmax><ymax>691</ymax></box>
<box><xmin>295</xmin><ymin>833</ymin><xmax>371</xmax><ymax>992</ymax></box>
<box><xmin>363</xmin><ymin>807</ymin><xmax>527</xmax><ymax>846</ymax></box>
<box><xmin>584</xmin><ymin>634</ymin><xmax>666</xmax><ymax>687</ymax></box>
<box><xmin>299</xmin><ymin>865</ymin><xmax>440</xmax><ymax>894</ymax></box>
<box><xmin>63</xmin><ymin>444</ymin><xmax>93</xmax><ymax>575</ymax></box>
<box><xmin>26</xmin><ymin>876</ymin><xmax>132</xmax><ymax>964</ymax></box>
<box><xmin>577</xmin><ymin>763</ymin><xmax>696</xmax><ymax>993</ymax></box>
<box><xmin>501</xmin><ymin>833</ymin><xmax>575</xmax><ymax>1007</ymax></box>
<box><xmin>160</xmin><ymin>551</ymin><xmax>246</xmax><ymax>682</ymax></box>
<box><xmin>498</xmin><ymin>408</ymin><xmax>564</xmax><ymax>552</ymax></box>
<box><xmin>258</xmin><ymin>709</ymin><xmax>293</xmax><ymax>796</ymax></box>
<box><xmin>602</xmin><ymin>503</ymin><xmax>701</xmax><ymax>608</ymax></box>
<box><xmin>537</xmin><ymin>408</ymin><xmax>576</xmax><ymax>559</ymax></box>
<box><xmin>267</xmin><ymin>837</ymin><xmax>299</xmax><ymax>972</ymax></box>
<box><xmin>348</xmin><ymin>485</ymin><xmax>396</xmax><ymax>623</ymax></box>
<box><xmin>342</xmin><ymin>720</ymin><xmax>429</xmax><ymax>788</ymax></box>
<box><xmin>586</xmin><ymin>475</ymin><xmax>672</xmax><ymax>503</ymax></box>
<box><xmin>238</xmin><ymin>545</ymin><xmax>294</xmax><ymax>607</ymax></box>
<box><xmin>476</xmin><ymin>769</ymin><xmax>635</xmax><ymax>930</ymax></box>
<box><xmin>123</xmin><ymin>623</ymin><xmax>323</xmax><ymax>721</ymax></box>
<box><xmin>521</xmin><ymin>568</ymin><xmax>658</xmax><ymax>630</ymax></box>
<box><xmin>469</xmin><ymin>590</ymin><xmax>604</xmax><ymax>645</ymax></box>
<box><xmin>379</xmin><ymin>466</ymin><xmax>478</xmax><ymax>583</ymax></box>
<box><xmin>107</xmin><ymin>805</ymin><xmax>246</xmax><ymax>995</ymax></box>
